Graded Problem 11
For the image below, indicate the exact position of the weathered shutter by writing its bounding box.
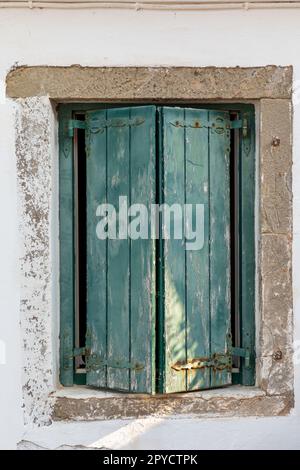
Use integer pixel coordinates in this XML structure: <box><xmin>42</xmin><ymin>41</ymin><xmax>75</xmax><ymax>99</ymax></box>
<box><xmin>159</xmin><ymin>107</ymin><xmax>231</xmax><ymax>393</ymax></box>
<box><xmin>85</xmin><ymin>106</ymin><xmax>156</xmax><ymax>393</ymax></box>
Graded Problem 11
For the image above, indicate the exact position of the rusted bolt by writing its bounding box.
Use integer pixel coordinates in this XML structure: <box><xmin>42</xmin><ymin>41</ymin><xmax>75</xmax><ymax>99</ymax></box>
<box><xmin>273</xmin><ymin>350</ymin><xmax>283</xmax><ymax>361</ymax></box>
<box><xmin>195</xmin><ymin>121</ymin><xmax>200</xmax><ymax>127</ymax></box>
<box><xmin>272</xmin><ymin>136</ymin><xmax>281</xmax><ymax>147</ymax></box>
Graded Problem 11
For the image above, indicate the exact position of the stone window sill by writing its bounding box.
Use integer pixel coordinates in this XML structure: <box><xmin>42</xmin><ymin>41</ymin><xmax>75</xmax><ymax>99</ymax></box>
<box><xmin>52</xmin><ymin>385</ymin><xmax>291</xmax><ymax>421</ymax></box>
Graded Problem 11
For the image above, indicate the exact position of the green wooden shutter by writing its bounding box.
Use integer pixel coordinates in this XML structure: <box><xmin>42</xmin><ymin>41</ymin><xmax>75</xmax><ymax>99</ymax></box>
<box><xmin>159</xmin><ymin>107</ymin><xmax>231</xmax><ymax>393</ymax></box>
<box><xmin>85</xmin><ymin>106</ymin><xmax>156</xmax><ymax>393</ymax></box>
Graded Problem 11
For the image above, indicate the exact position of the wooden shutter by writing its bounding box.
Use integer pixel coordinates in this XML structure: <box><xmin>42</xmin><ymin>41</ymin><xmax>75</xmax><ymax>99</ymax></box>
<box><xmin>85</xmin><ymin>106</ymin><xmax>156</xmax><ymax>393</ymax></box>
<box><xmin>159</xmin><ymin>107</ymin><xmax>231</xmax><ymax>393</ymax></box>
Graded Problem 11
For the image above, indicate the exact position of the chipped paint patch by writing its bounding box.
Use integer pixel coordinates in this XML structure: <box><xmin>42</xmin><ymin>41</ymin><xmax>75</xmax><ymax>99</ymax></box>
<box><xmin>16</xmin><ymin>96</ymin><xmax>56</xmax><ymax>425</ymax></box>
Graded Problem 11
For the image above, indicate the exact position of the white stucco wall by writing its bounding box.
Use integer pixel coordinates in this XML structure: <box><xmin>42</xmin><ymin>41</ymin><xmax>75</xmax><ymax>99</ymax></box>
<box><xmin>0</xmin><ymin>7</ymin><xmax>300</xmax><ymax>449</ymax></box>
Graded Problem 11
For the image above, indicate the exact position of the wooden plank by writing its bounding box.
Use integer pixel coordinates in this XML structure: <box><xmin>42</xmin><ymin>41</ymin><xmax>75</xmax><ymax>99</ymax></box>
<box><xmin>162</xmin><ymin>107</ymin><xmax>187</xmax><ymax>393</ymax></box>
<box><xmin>129</xmin><ymin>106</ymin><xmax>156</xmax><ymax>393</ymax></box>
<box><xmin>239</xmin><ymin>108</ymin><xmax>256</xmax><ymax>385</ymax></box>
<box><xmin>106</xmin><ymin>108</ymin><xmax>131</xmax><ymax>391</ymax></box>
<box><xmin>197</xmin><ymin>102</ymin><xmax>256</xmax><ymax>386</ymax></box>
<box><xmin>59</xmin><ymin>106</ymin><xmax>74</xmax><ymax>386</ymax></box>
<box><xmin>185</xmin><ymin>108</ymin><xmax>210</xmax><ymax>391</ymax></box>
<box><xmin>86</xmin><ymin>109</ymin><xmax>107</xmax><ymax>387</ymax></box>
<box><xmin>209</xmin><ymin>110</ymin><xmax>232</xmax><ymax>387</ymax></box>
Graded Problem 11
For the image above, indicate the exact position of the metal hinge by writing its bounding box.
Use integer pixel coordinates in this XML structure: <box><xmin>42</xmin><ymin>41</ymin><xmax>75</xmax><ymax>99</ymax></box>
<box><xmin>72</xmin><ymin>347</ymin><xmax>144</xmax><ymax>372</ymax></box>
<box><xmin>68</xmin><ymin>116</ymin><xmax>146</xmax><ymax>138</ymax></box>
<box><xmin>86</xmin><ymin>356</ymin><xmax>145</xmax><ymax>372</ymax></box>
<box><xmin>68</xmin><ymin>117</ymin><xmax>248</xmax><ymax>137</ymax></box>
<box><xmin>232</xmin><ymin>347</ymin><xmax>251</xmax><ymax>369</ymax></box>
<box><xmin>230</xmin><ymin>118</ymin><xmax>248</xmax><ymax>137</ymax></box>
<box><xmin>172</xmin><ymin>353</ymin><xmax>232</xmax><ymax>372</ymax></box>
<box><xmin>68</xmin><ymin>119</ymin><xmax>86</xmax><ymax>138</ymax></box>
<box><xmin>168</xmin><ymin>117</ymin><xmax>248</xmax><ymax>136</ymax></box>
<box><xmin>73</xmin><ymin>347</ymin><xmax>88</xmax><ymax>357</ymax></box>
<box><xmin>172</xmin><ymin>347</ymin><xmax>251</xmax><ymax>372</ymax></box>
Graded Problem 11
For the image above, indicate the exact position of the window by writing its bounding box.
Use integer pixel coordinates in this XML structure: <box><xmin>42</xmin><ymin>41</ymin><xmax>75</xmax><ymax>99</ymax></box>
<box><xmin>59</xmin><ymin>103</ymin><xmax>255</xmax><ymax>394</ymax></box>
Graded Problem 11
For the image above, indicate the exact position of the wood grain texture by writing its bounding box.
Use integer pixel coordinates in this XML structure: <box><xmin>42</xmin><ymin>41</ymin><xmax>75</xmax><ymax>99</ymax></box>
<box><xmin>86</xmin><ymin>109</ymin><xmax>107</xmax><ymax>388</ymax></box>
<box><xmin>162</xmin><ymin>107</ymin><xmax>187</xmax><ymax>393</ymax></box>
<box><xmin>185</xmin><ymin>108</ymin><xmax>210</xmax><ymax>391</ymax></box>
<box><xmin>59</xmin><ymin>107</ymin><xmax>74</xmax><ymax>386</ymax></box>
<box><xmin>209</xmin><ymin>110</ymin><xmax>231</xmax><ymax>387</ymax></box>
<box><xmin>129</xmin><ymin>106</ymin><xmax>156</xmax><ymax>393</ymax></box>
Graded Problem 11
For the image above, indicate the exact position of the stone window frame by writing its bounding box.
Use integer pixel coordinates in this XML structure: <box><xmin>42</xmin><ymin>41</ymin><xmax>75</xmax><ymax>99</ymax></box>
<box><xmin>7</xmin><ymin>66</ymin><xmax>293</xmax><ymax>425</ymax></box>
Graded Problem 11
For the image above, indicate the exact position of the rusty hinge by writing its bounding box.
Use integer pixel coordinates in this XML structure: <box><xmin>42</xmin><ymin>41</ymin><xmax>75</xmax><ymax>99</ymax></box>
<box><xmin>171</xmin><ymin>353</ymin><xmax>232</xmax><ymax>372</ymax></box>
<box><xmin>71</xmin><ymin>347</ymin><xmax>145</xmax><ymax>372</ymax></box>
<box><xmin>168</xmin><ymin>117</ymin><xmax>248</xmax><ymax>136</ymax></box>
<box><xmin>86</xmin><ymin>116</ymin><xmax>145</xmax><ymax>134</ymax></box>
<box><xmin>85</xmin><ymin>352</ymin><xmax>144</xmax><ymax>372</ymax></box>
<box><xmin>169</xmin><ymin>118</ymin><xmax>231</xmax><ymax>133</ymax></box>
<box><xmin>171</xmin><ymin>347</ymin><xmax>251</xmax><ymax>372</ymax></box>
<box><xmin>68</xmin><ymin>117</ymin><xmax>146</xmax><ymax>138</ymax></box>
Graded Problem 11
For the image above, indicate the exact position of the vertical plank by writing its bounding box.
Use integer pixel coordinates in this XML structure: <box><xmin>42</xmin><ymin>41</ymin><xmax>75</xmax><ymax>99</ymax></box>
<box><xmin>185</xmin><ymin>109</ymin><xmax>210</xmax><ymax>391</ymax></box>
<box><xmin>107</xmin><ymin>108</ymin><xmax>130</xmax><ymax>391</ymax></box>
<box><xmin>86</xmin><ymin>109</ymin><xmax>107</xmax><ymax>387</ymax></box>
<box><xmin>162</xmin><ymin>107</ymin><xmax>187</xmax><ymax>393</ymax></box>
<box><xmin>239</xmin><ymin>108</ymin><xmax>256</xmax><ymax>385</ymax></box>
<box><xmin>157</xmin><ymin>108</ymin><xmax>165</xmax><ymax>393</ymax></box>
<box><xmin>209</xmin><ymin>110</ymin><xmax>232</xmax><ymax>387</ymax></box>
<box><xmin>130</xmin><ymin>106</ymin><xmax>156</xmax><ymax>393</ymax></box>
<box><xmin>59</xmin><ymin>107</ymin><xmax>74</xmax><ymax>386</ymax></box>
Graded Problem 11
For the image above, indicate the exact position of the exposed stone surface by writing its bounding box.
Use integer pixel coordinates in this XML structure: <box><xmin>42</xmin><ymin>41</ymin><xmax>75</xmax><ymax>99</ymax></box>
<box><xmin>259</xmin><ymin>235</ymin><xmax>293</xmax><ymax>356</ymax></box>
<box><xmin>259</xmin><ymin>356</ymin><xmax>294</xmax><ymax>396</ymax></box>
<box><xmin>260</xmin><ymin>99</ymin><xmax>293</xmax><ymax>235</ymax></box>
<box><xmin>6</xmin><ymin>66</ymin><xmax>292</xmax><ymax>100</ymax></box>
<box><xmin>258</xmin><ymin>99</ymin><xmax>293</xmax><ymax>397</ymax></box>
<box><xmin>53</xmin><ymin>390</ymin><xmax>292</xmax><ymax>421</ymax></box>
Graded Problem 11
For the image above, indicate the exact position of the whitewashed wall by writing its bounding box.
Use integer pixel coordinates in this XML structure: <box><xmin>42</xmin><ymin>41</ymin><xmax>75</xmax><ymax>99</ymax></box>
<box><xmin>0</xmin><ymin>8</ymin><xmax>300</xmax><ymax>449</ymax></box>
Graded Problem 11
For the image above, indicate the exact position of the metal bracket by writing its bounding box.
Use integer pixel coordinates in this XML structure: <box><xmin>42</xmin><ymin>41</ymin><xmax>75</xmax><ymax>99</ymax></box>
<box><xmin>232</xmin><ymin>347</ymin><xmax>251</xmax><ymax>369</ymax></box>
<box><xmin>172</xmin><ymin>347</ymin><xmax>251</xmax><ymax>372</ymax></box>
<box><xmin>68</xmin><ymin>119</ymin><xmax>86</xmax><ymax>138</ymax></box>
<box><xmin>73</xmin><ymin>347</ymin><xmax>87</xmax><ymax>357</ymax></box>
